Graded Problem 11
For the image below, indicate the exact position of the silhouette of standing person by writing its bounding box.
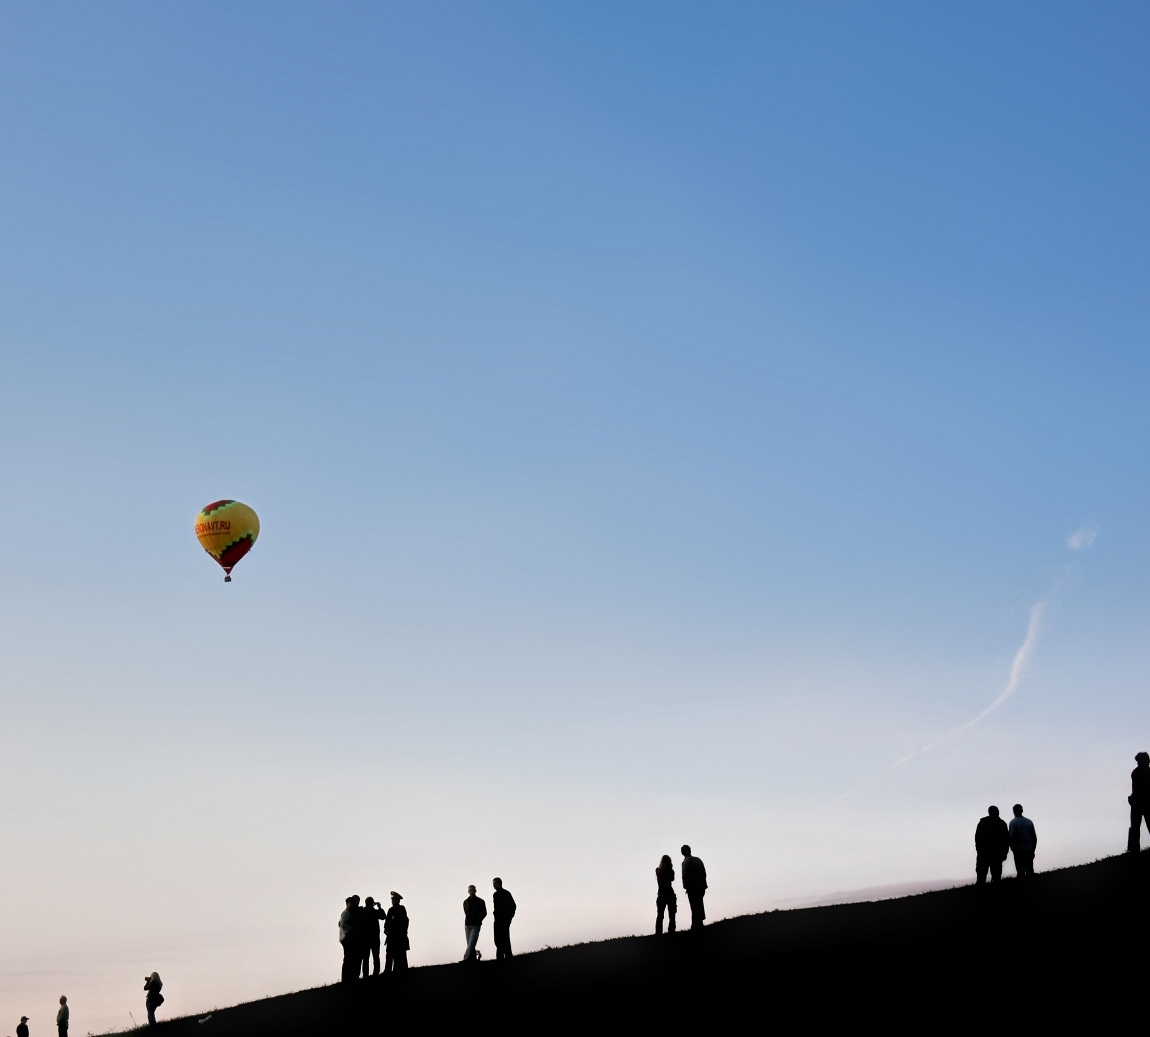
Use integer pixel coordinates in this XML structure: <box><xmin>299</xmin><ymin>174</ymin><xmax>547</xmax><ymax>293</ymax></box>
<box><xmin>17</xmin><ymin>1016</ymin><xmax>29</xmax><ymax>1037</ymax></box>
<box><xmin>55</xmin><ymin>997</ymin><xmax>68</xmax><ymax>1037</ymax></box>
<box><xmin>144</xmin><ymin>972</ymin><xmax>164</xmax><ymax>1026</ymax></box>
<box><xmin>362</xmin><ymin>897</ymin><xmax>386</xmax><ymax>976</ymax></box>
<box><xmin>339</xmin><ymin>895</ymin><xmax>362</xmax><ymax>984</ymax></box>
<box><xmin>462</xmin><ymin>884</ymin><xmax>487</xmax><ymax>962</ymax></box>
<box><xmin>680</xmin><ymin>845</ymin><xmax>707</xmax><ymax>929</ymax></box>
<box><xmin>975</xmin><ymin>806</ymin><xmax>1010</xmax><ymax>883</ymax></box>
<box><xmin>655</xmin><ymin>854</ymin><xmax>677</xmax><ymax>934</ymax></box>
<box><xmin>1008</xmin><ymin>804</ymin><xmax>1037</xmax><ymax>877</ymax></box>
<box><xmin>1129</xmin><ymin>752</ymin><xmax>1150</xmax><ymax>853</ymax></box>
<box><xmin>492</xmin><ymin>878</ymin><xmax>516</xmax><ymax>960</ymax></box>
<box><xmin>384</xmin><ymin>891</ymin><xmax>409</xmax><ymax>972</ymax></box>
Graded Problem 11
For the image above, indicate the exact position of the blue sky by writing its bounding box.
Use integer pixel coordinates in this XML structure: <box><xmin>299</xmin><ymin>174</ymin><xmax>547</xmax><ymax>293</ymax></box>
<box><xmin>2</xmin><ymin>2</ymin><xmax>1149</xmax><ymax>1031</ymax></box>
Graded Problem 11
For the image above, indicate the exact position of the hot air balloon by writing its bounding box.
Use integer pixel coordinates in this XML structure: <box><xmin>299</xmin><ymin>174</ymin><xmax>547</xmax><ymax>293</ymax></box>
<box><xmin>195</xmin><ymin>500</ymin><xmax>260</xmax><ymax>582</ymax></box>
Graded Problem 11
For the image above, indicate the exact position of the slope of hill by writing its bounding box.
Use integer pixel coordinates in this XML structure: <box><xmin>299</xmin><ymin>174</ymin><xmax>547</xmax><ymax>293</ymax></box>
<box><xmin>109</xmin><ymin>852</ymin><xmax>1147</xmax><ymax>1034</ymax></box>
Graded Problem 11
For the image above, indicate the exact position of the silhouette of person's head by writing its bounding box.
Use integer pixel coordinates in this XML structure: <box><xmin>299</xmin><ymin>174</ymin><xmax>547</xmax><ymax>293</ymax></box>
<box><xmin>987</xmin><ymin>806</ymin><xmax>999</xmax><ymax>817</ymax></box>
<box><xmin>1013</xmin><ymin>804</ymin><xmax>1024</xmax><ymax>817</ymax></box>
<box><xmin>659</xmin><ymin>854</ymin><xmax>673</xmax><ymax>871</ymax></box>
<box><xmin>390</xmin><ymin>891</ymin><xmax>402</xmax><ymax>903</ymax></box>
<box><xmin>681</xmin><ymin>844</ymin><xmax>691</xmax><ymax>857</ymax></box>
<box><xmin>467</xmin><ymin>885</ymin><xmax>476</xmax><ymax>895</ymax></box>
<box><xmin>365</xmin><ymin>897</ymin><xmax>376</xmax><ymax>908</ymax></box>
<box><xmin>59</xmin><ymin>997</ymin><xmax>66</xmax><ymax>1005</ymax></box>
<box><xmin>345</xmin><ymin>895</ymin><xmax>358</xmax><ymax>907</ymax></box>
<box><xmin>492</xmin><ymin>877</ymin><xmax>503</xmax><ymax>890</ymax></box>
<box><xmin>1137</xmin><ymin>752</ymin><xmax>1149</xmax><ymax>766</ymax></box>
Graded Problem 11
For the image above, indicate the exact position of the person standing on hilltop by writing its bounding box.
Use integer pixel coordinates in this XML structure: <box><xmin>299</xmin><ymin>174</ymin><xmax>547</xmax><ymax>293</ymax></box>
<box><xmin>384</xmin><ymin>891</ymin><xmax>409</xmax><ymax>971</ymax></box>
<box><xmin>1008</xmin><ymin>805</ymin><xmax>1037</xmax><ymax>878</ymax></box>
<box><xmin>975</xmin><ymin>806</ymin><xmax>1010</xmax><ymax>884</ymax></box>
<box><xmin>17</xmin><ymin>1015</ymin><xmax>30</xmax><ymax>1037</ymax></box>
<box><xmin>680</xmin><ymin>845</ymin><xmax>707</xmax><ymax>929</ymax></box>
<box><xmin>1128</xmin><ymin>752</ymin><xmax>1150</xmax><ymax>852</ymax></box>
<box><xmin>492</xmin><ymin>877</ymin><xmax>517</xmax><ymax>959</ymax></box>
<box><xmin>144</xmin><ymin>972</ymin><xmax>164</xmax><ymax>1026</ymax></box>
<box><xmin>362</xmin><ymin>897</ymin><xmax>386</xmax><ymax>977</ymax></box>
<box><xmin>462</xmin><ymin>884</ymin><xmax>487</xmax><ymax>962</ymax></box>
<box><xmin>56</xmin><ymin>997</ymin><xmax>68</xmax><ymax>1037</ymax></box>
<box><xmin>339</xmin><ymin>895</ymin><xmax>362</xmax><ymax>984</ymax></box>
<box><xmin>655</xmin><ymin>854</ymin><xmax>677</xmax><ymax>935</ymax></box>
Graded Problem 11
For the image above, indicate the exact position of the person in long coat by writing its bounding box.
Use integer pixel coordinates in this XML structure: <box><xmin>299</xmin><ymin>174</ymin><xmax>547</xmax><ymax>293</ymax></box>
<box><xmin>384</xmin><ymin>891</ymin><xmax>410</xmax><ymax>971</ymax></box>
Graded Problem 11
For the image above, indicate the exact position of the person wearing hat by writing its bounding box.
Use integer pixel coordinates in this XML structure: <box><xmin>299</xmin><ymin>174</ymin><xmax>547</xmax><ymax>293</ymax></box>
<box><xmin>338</xmin><ymin>895</ymin><xmax>362</xmax><ymax>984</ymax></box>
<box><xmin>16</xmin><ymin>1016</ymin><xmax>29</xmax><ymax>1037</ymax></box>
<box><xmin>1129</xmin><ymin>752</ymin><xmax>1150</xmax><ymax>852</ymax></box>
<box><xmin>384</xmin><ymin>892</ymin><xmax>409</xmax><ymax>972</ymax></box>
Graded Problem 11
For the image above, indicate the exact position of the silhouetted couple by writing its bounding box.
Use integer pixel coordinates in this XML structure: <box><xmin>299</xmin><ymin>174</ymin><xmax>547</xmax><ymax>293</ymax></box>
<box><xmin>976</xmin><ymin>805</ymin><xmax>1037</xmax><ymax>882</ymax></box>
<box><xmin>655</xmin><ymin>846</ymin><xmax>707</xmax><ymax>932</ymax></box>
<box><xmin>462</xmin><ymin>879</ymin><xmax>516</xmax><ymax>962</ymax></box>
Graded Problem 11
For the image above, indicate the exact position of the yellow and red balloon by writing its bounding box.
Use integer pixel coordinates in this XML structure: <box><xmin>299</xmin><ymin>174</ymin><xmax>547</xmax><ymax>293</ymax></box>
<box><xmin>195</xmin><ymin>500</ymin><xmax>260</xmax><ymax>582</ymax></box>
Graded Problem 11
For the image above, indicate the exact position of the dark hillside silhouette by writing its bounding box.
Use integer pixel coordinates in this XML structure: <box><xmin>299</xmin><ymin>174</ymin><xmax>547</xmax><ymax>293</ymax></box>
<box><xmin>105</xmin><ymin>852</ymin><xmax>1150</xmax><ymax>1034</ymax></box>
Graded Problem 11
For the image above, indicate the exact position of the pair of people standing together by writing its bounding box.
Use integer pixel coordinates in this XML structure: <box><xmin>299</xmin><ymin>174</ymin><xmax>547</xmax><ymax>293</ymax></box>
<box><xmin>975</xmin><ymin>805</ymin><xmax>1037</xmax><ymax>882</ymax></box>
<box><xmin>655</xmin><ymin>844</ymin><xmax>707</xmax><ymax>934</ymax></box>
<box><xmin>463</xmin><ymin>878</ymin><xmax>516</xmax><ymax>961</ymax></box>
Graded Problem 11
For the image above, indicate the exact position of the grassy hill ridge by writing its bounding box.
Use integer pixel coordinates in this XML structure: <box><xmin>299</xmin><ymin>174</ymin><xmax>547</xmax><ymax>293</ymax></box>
<box><xmin>112</xmin><ymin>851</ymin><xmax>1148</xmax><ymax>1034</ymax></box>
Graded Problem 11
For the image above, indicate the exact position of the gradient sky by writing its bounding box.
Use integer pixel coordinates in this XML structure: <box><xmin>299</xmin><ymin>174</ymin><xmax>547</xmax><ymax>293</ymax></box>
<box><xmin>2</xmin><ymin>2</ymin><xmax>1149</xmax><ymax>1032</ymax></box>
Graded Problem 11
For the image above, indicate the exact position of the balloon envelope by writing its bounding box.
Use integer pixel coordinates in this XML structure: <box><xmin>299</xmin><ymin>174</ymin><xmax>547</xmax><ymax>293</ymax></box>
<box><xmin>195</xmin><ymin>500</ymin><xmax>260</xmax><ymax>582</ymax></box>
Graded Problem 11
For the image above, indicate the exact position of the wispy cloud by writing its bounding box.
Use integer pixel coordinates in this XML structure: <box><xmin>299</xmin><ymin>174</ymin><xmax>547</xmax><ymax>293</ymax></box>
<box><xmin>818</xmin><ymin>599</ymin><xmax>1048</xmax><ymax>811</ymax></box>
<box><xmin>1066</xmin><ymin>525</ymin><xmax>1098</xmax><ymax>551</ymax></box>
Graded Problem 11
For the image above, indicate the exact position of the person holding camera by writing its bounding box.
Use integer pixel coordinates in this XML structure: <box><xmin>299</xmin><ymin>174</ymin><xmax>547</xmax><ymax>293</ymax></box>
<box><xmin>144</xmin><ymin>973</ymin><xmax>164</xmax><ymax>1026</ymax></box>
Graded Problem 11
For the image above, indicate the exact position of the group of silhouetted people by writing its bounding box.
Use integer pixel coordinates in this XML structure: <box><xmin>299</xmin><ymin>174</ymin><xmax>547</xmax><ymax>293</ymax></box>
<box><xmin>975</xmin><ymin>805</ymin><xmax>1037</xmax><ymax>883</ymax></box>
<box><xmin>339</xmin><ymin>892</ymin><xmax>410</xmax><ymax>983</ymax></box>
<box><xmin>654</xmin><ymin>844</ymin><xmax>708</xmax><ymax>934</ymax></box>
<box><xmin>973</xmin><ymin>752</ymin><xmax>1150</xmax><ymax>884</ymax></box>
<box><xmin>8</xmin><ymin>983</ymin><xmax>163</xmax><ymax>1037</ymax></box>
<box><xmin>338</xmin><ymin>879</ymin><xmax>517</xmax><ymax>981</ymax></box>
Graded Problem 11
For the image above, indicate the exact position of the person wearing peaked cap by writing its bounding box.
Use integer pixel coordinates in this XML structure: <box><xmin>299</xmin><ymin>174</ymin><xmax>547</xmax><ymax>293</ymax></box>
<box><xmin>384</xmin><ymin>891</ymin><xmax>409</xmax><ymax>972</ymax></box>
